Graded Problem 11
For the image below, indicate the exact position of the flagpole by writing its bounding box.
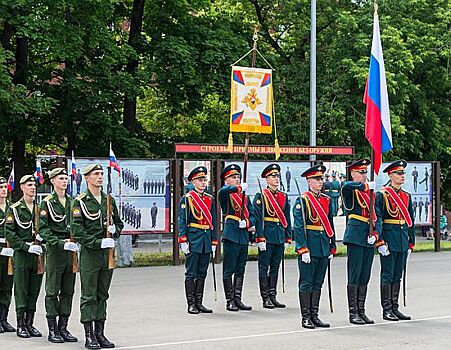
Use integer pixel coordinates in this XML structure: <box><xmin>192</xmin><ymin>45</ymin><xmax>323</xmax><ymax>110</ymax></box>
<box><xmin>240</xmin><ymin>28</ymin><xmax>259</xmax><ymax>217</ymax></box>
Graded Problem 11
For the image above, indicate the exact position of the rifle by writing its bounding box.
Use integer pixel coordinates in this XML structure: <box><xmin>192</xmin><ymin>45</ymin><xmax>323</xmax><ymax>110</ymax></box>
<box><xmin>403</xmin><ymin>259</ymin><xmax>407</xmax><ymax>307</ymax></box>
<box><xmin>6</xmin><ymin>241</ymin><xmax>13</xmax><ymax>275</ymax></box>
<box><xmin>33</xmin><ymin>200</ymin><xmax>44</xmax><ymax>275</ymax></box>
<box><xmin>211</xmin><ymin>250</ymin><xmax>217</xmax><ymax>301</ymax></box>
<box><xmin>327</xmin><ymin>260</ymin><xmax>334</xmax><ymax>313</ymax></box>
<box><xmin>70</xmin><ymin>168</ymin><xmax>79</xmax><ymax>273</ymax></box>
<box><xmin>106</xmin><ymin>166</ymin><xmax>116</xmax><ymax>270</ymax></box>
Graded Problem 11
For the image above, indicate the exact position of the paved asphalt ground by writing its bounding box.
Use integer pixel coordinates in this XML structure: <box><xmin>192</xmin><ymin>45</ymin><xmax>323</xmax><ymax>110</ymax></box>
<box><xmin>1</xmin><ymin>251</ymin><xmax>451</xmax><ymax>350</ymax></box>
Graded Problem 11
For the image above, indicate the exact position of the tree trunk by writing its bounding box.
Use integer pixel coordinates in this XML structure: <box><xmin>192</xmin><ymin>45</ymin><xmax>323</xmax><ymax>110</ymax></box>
<box><xmin>12</xmin><ymin>36</ymin><xmax>29</xmax><ymax>200</ymax></box>
<box><xmin>123</xmin><ymin>0</ymin><xmax>145</xmax><ymax>133</ymax></box>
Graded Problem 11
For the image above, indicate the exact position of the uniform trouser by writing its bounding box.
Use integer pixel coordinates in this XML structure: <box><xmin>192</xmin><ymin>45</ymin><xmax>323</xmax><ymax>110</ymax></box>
<box><xmin>0</xmin><ymin>257</ymin><xmax>13</xmax><ymax>309</ymax></box>
<box><xmin>380</xmin><ymin>250</ymin><xmax>407</xmax><ymax>285</ymax></box>
<box><xmin>258</xmin><ymin>243</ymin><xmax>284</xmax><ymax>277</ymax></box>
<box><xmin>298</xmin><ymin>256</ymin><xmax>328</xmax><ymax>292</ymax></box>
<box><xmin>13</xmin><ymin>251</ymin><xmax>43</xmax><ymax>313</ymax></box>
<box><xmin>45</xmin><ymin>248</ymin><xmax>76</xmax><ymax>318</ymax></box>
<box><xmin>222</xmin><ymin>240</ymin><xmax>248</xmax><ymax>279</ymax></box>
<box><xmin>346</xmin><ymin>244</ymin><xmax>374</xmax><ymax>285</ymax></box>
<box><xmin>185</xmin><ymin>252</ymin><xmax>210</xmax><ymax>280</ymax></box>
<box><xmin>79</xmin><ymin>260</ymin><xmax>113</xmax><ymax>323</ymax></box>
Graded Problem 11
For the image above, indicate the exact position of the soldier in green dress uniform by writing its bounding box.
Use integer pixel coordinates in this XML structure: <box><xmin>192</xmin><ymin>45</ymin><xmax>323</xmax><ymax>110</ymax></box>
<box><xmin>375</xmin><ymin>160</ymin><xmax>415</xmax><ymax>322</ymax></box>
<box><xmin>5</xmin><ymin>175</ymin><xmax>44</xmax><ymax>338</ymax></box>
<box><xmin>39</xmin><ymin>168</ymin><xmax>78</xmax><ymax>343</ymax></box>
<box><xmin>0</xmin><ymin>177</ymin><xmax>15</xmax><ymax>334</ymax></box>
<box><xmin>253</xmin><ymin>164</ymin><xmax>292</xmax><ymax>309</ymax></box>
<box><xmin>341</xmin><ymin>159</ymin><xmax>378</xmax><ymax>325</ymax></box>
<box><xmin>218</xmin><ymin>164</ymin><xmax>254</xmax><ymax>312</ymax></box>
<box><xmin>72</xmin><ymin>164</ymin><xmax>124</xmax><ymax>349</ymax></box>
<box><xmin>293</xmin><ymin>165</ymin><xmax>336</xmax><ymax>329</ymax></box>
<box><xmin>178</xmin><ymin>166</ymin><xmax>218</xmax><ymax>314</ymax></box>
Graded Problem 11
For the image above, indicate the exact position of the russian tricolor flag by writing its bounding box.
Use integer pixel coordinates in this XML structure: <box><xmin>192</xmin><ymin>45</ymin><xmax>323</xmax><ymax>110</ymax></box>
<box><xmin>109</xmin><ymin>143</ymin><xmax>121</xmax><ymax>174</ymax></box>
<box><xmin>363</xmin><ymin>11</ymin><xmax>393</xmax><ymax>175</ymax></box>
<box><xmin>71</xmin><ymin>151</ymin><xmax>77</xmax><ymax>176</ymax></box>
<box><xmin>35</xmin><ymin>160</ymin><xmax>45</xmax><ymax>185</ymax></box>
<box><xmin>7</xmin><ymin>167</ymin><xmax>14</xmax><ymax>192</ymax></box>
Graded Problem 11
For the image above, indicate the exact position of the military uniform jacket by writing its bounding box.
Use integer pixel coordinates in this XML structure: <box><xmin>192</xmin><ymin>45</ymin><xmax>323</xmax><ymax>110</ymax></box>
<box><xmin>72</xmin><ymin>189</ymin><xmax>124</xmax><ymax>258</ymax></box>
<box><xmin>293</xmin><ymin>192</ymin><xmax>336</xmax><ymax>258</ymax></box>
<box><xmin>178</xmin><ymin>191</ymin><xmax>218</xmax><ymax>254</ymax></box>
<box><xmin>0</xmin><ymin>201</ymin><xmax>10</xmax><ymax>263</ymax></box>
<box><xmin>322</xmin><ymin>181</ymin><xmax>331</xmax><ymax>196</ymax></box>
<box><xmin>4</xmin><ymin>198</ymin><xmax>36</xmax><ymax>251</ymax></box>
<box><xmin>253</xmin><ymin>188</ymin><xmax>292</xmax><ymax>245</ymax></box>
<box><xmin>330</xmin><ymin>180</ymin><xmax>340</xmax><ymax>198</ymax></box>
<box><xmin>341</xmin><ymin>181</ymin><xmax>378</xmax><ymax>247</ymax></box>
<box><xmin>218</xmin><ymin>185</ymin><xmax>255</xmax><ymax>245</ymax></box>
<box><xmin>39</xmin><ymin>192</ymin><xmax>71</xmax><ymax>250</ymax></box>
<box><xmin>375</xmin><ymin>186</ymin><xmax>415</xmax><ymax>252</ymax></box>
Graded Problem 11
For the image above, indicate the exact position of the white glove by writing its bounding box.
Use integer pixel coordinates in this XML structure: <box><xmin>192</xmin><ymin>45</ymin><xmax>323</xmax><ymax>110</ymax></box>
<box><xmin>108</xmin><ymin>224</ymin><xmax>116</xmax><ymax>234</ymax></box>
<box><xmin>407</xmin><ymin>249</ymin><xmax>412</xmax><ymax>259</ymax></box>
<box><xmin>367</xmin><ymin>235</ymin><xmax>376</xmax><ymax>245</ymax></box>
<box><xmin>0</xmin><ymin>247</ymin><xmax>14</xmax><ymax>257</ymax></box>
<box><xmin>257</xmin><ymin>241</ymin><xmax>267</xmax><ymax>251</ymax></box>
<box><xmin>101</xmin><ymin>238</ymin><xmax>115</xmax><ymax>249</ymax></box>
<box><xmin>212</xmin><ymin>245</ymin><xmax>217</xmax><ymax>254</ymax></box>
<box><xmin>378</xmin><ymin>245</ymin><xmax>390</xmax><ymax>256</ymax></box>
<box><xmin>36</xmin><ymin>234</ymin><xmax>44</xmax><ymax>242</ymax></box>
<box><xmin>367</xmin><ymin>181</ymin><xmax>376</xmax><ymax>190</ymax></box>
<box><xmin>28</xmin><ymin>244</ymin><xmax>43</xmax><ymax>255</ymax></box>
<box><xmin>240</xmin><ymin>182</ymin><xmax>248</xmax><ymax>192</ymax></box>
<box><xmin>328</xmin><ymin>254</ymin><xmax>334</xmax><ymax>260</ymax></box>
<box><xmin>180</xmin><ymin>242</ymin><xmax>190</xmax><ymax>254</ymax></box>
<box><xmin>239</xmin><ymin>220</ymin><xmax>247</xmax><ymax>229</ymax></box>
<box><xmin>64</xmin><ymin>242</ymin><xmax>79</xmax><ymax>252</ymax></box>
<box><xmin>301</xmin><ymin>252</ymin><xmax>311</xmax><ymax>264</ymax></box>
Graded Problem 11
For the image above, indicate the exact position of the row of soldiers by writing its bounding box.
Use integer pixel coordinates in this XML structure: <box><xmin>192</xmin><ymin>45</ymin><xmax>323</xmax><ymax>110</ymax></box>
<box><xmin>178</xmin><ymin>159</ymin><xmax>415</xmax><ymax>328</ymax></box>
<box><xmin>0</xmin><ymin>164</ymin><xmax>123</xmax><ymax>349</ymax></box>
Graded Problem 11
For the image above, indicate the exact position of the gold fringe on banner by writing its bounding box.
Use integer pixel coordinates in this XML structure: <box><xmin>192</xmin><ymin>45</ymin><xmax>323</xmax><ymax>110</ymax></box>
<box><xmin>274</xmin><ymin>138</ymin><xmax>280</xmax><ymax>160</ymax></box>
<box><xmin>228</xmin><ymin>132</ymin><xmax>234</xmax><ymax>153</ymax></box>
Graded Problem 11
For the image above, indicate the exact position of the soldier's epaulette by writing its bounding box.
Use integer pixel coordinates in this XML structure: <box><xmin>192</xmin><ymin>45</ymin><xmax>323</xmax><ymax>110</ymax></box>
<box><xmin>43</xmin><ymin>194</ymin><xmax>53</xmax><ymax>202</ymax></box>
<box><xmin>75</xmin><ymin>193</ymin><xmax>86</xmax><ymax>201</ymax></box>
<box><xmin>204</xmin><ymin>192</ymin><xmax>212</xmax><ymax>198</ymax></box>
<box><xmin>320</xmin><ymin>193</ymin><xmax>330</xmax><ymax>199</ymax></box>
<box><xmin>10</xmin><ymin>201</ymin><xmax>21</xmax><ymax>209</ymax></box>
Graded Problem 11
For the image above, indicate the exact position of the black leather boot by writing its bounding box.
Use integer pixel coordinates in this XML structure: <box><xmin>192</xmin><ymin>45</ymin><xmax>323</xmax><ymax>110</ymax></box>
<box><xmin>391</xmin><ymin>282</ymin><xmax>411</xmax><ymax>320</ymax></box>
<box><xmin>347</xmin><ymin>285</ymin><xmax>365</xmax><ymax>325</ymax></box>
<box><xmin>381</xmin><ymin>284</ymin><xmax>398</xmax><ymax>321</ymax></box>
<box><xmin>16</xmin><ymin>312</ymin><xmax>30</xmax><ymax>338</ymax></box>
<box><xmin>299</xmin><ymin>292</ymin><xmax>315</xmax><ymax>329</ymax></box>
<box><xmin>223</xmin><ymin>277</ymin><xmax>239</xmax><ymax>311</ymax></box>
<box><xmin>95</xmin><ymin>319</ymin><xmax>115</xmax><ymax>348</ymax></box>
<box><xmin>195</xmin><ymin>279</ymin><xmax>213</xmax><ymax>313</ymax></box>
<box><xmin>0</xmin><ymin>321</ymin><xmax>3</xmax><ymax>333</ymax></box>
<box><xmin>259</xmin><ymin>276</ymin><xmax>274</xmax><ymax>309</ymax></box>
<box><xmin>311</xmin><ymin>290</ymin><xmax>330</xmax><ymax>327</ymax></box>
<box><xmin>185</xmin><ymin>279</ymin><xmax>199</xmax><ymax>314</ymax></box>
<box><xmin>25</xmin><ymin>312</ymin><xmax>42</xmax><ymax>337</ymax></box>
<box><xmin>83</xmin><ymin>322</ymin><xmax>101</xmax><ymax>349</ymax></box>
<box><xmin>47</xmin><ymin>317</ymin><xmax>64</xmax><ymax>343</ymax></box>
<box><xmin>268</xmin><ymin>275</ymin><xmax>286</xmax><ymax>308</ymax></box>
<box><xmin>0</xmin><ymin>306</ymin><xmax>16</xmax><ymax>332</ymax></box>
<box><xmin>357</xmin><ymin>285</ymin><xmax>374</xmax><ymax>324</ymax></box>
<box><xmin>233</xmin><ymin>276</ymin><xmax>252</xmax><ymax>311</ymax></box>
<box><xmin>58</xmin><ymin>315</ymin><xmax>78</xmax><ymax>342</ymax></box>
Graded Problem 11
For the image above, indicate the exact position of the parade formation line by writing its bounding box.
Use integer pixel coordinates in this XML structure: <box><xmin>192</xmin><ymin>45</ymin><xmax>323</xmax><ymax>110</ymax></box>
<box><xmin>115</xmin><ymin>315</ymin><xmax>451</xmax><ymax>349</ymax></box>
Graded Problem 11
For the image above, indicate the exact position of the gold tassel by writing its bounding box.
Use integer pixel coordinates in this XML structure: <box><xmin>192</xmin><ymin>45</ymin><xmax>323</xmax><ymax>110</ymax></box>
<box><xmin>274</xmin><ymin>138</ymin><xmax>280</xmax><ymax>160</ymax></box>
<box><xmin>228</xmin><ymin>132</ymin><xmax>233</xmax><ymax>153</ymax></box>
